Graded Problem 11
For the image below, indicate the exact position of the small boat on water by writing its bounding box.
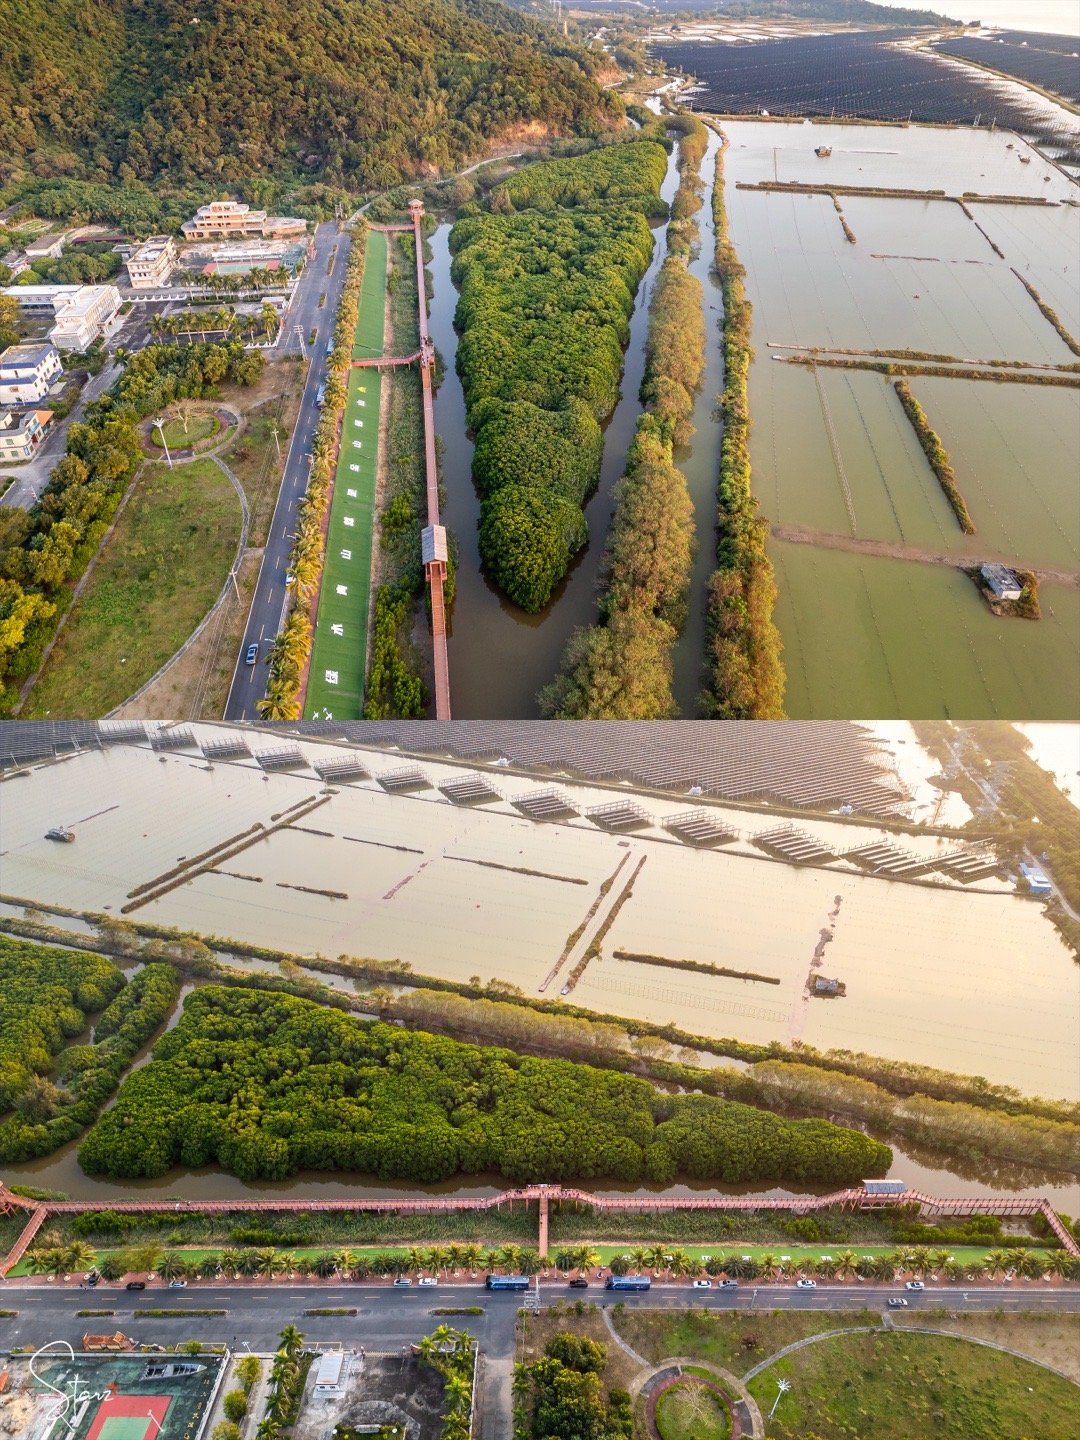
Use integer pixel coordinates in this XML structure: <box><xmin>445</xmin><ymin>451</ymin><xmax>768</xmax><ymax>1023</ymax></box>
<box><xmin>45</xmin><ymin>825</ymin><xmax>75</xmax><ymax>843</ymax></box>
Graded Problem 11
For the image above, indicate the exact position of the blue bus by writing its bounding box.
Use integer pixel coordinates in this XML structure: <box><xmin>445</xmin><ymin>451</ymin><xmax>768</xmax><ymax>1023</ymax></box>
<box><xmin>486</xmin><ymin>1274</ymin><xmax>530</xmax><ymax>1291</ymax></box>
<box><xmin>606</xmin><ymin>1275</ymin><xmax>651</xmax><ymax>1291</ymax></box>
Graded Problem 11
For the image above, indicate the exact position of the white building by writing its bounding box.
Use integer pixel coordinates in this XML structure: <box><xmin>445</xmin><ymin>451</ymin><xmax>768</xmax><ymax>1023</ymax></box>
<box><xmin>3</xmin><ymin>283</ymin><xmax>122</xmax><ymax>349</ymax></box>
<box><xmin>0</xmin><ymin>408</ymin><xmax>53</xmax><ymax>462</ymax></box>
<box><xmin>0</xmin><ymin>342</ymin><xmax>63</xmax><ymax>405</ymax></box>
<box><xmin>126</xmin><ymin>235</ymin><xmax>178</xmax><ymax>288</ymax></box>
<box><xmin>312</xmin><ymin>1350</ymin><xmax>346</xmax><ymax>1394</ymax></box>
<box><xmin>48</xmin><ymin>284</ymin><xmax>122</xmax><ymax>349</ymax></box>
<box><xmin>23</xmin><ymin>231</ymin><xmax>68</xmax><ymax>261</ymax></box>
<box><xmin>980</xmin><ymin>563</ymin><xmax>1024</xmax><ymax>602</ymax></box>
<box><xmin>181</xmin><ymin>200</ymin><xmax>305</xmax><ymax>242</ymax></box>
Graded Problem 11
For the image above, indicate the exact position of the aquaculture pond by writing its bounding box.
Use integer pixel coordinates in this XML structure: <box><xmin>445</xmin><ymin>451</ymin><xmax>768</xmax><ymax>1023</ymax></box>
<box><xmin>720</xmin><ymin>119</ymin><xmax>1080</xmax><ymax>720</ymax></box>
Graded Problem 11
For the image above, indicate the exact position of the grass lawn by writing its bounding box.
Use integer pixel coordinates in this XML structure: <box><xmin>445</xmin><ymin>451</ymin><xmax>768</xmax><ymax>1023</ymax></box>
<box><xmin>24</xmin><ymin>458</ymin><xmax>242</xmax><ymax>717</ymax></box>
<box><xmin>305</xmin><ymin>227</ymin><xmax>387</xmax><ymax>720</ymax></box>
<box><xmin>585</xmin><ymin>1243</ymin><xmax>1042</xmax><ymax>1268</ymax></box>
<box><xmin>746</xmin><ymin>1329</ymin><xmax>1078</xmax><ymax>1439</ymax></box>
<box><xmin>655</xmin><ymin>1380</ymin><xmax>731</xmax><ymax>1440</ymax></box>
<box><xmin>149</xmin><ymin>413</ymin><xmax>221</xmax><ymax>449</ymax></box>
<box><xmin>220</xmin><ymin>359</ymin><xmax>306</xmax><ymax>547</ymax></box>
<box><xmin>614</xmin><ymin>1307</ymin><xmax>872</xmax><ymax>1373</ymax></box>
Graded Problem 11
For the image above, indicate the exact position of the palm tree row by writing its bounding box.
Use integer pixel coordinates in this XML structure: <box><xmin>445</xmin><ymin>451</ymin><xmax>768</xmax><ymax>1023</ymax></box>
<box><xmin>601</xmin><ymin>1243</ymin><xmax>1078</xmax><ymax>1282</ymax></box>
<box><xmin>149</xmin><ymin>303</ymin><xmax>280</xmax><ymax>345</ymax></box>
<box><xmin>418</xmin><ymin>1325</ymin><xmax>475</xmax><ymax>1440</ymax></box>
<box><xmin>27</xmin><ymin>1238</ymin><xmax>1076</xmax><ymax>1284</ymax></box>
<box><xmin>257</xmin><ymin>224</ymin><xmax>368</xmax><ymax>720</ymax></box>
<box><xmin>175</xmin><ymin>265</ymin><xmax>296</xmax><ymax>297</ymax></box>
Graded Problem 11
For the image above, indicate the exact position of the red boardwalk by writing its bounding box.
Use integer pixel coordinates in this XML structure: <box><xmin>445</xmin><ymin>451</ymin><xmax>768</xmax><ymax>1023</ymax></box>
<box><xmin>3</xmin><ymin>1182</ymin><xmax>1077</xmax><ymax>1270</ymax></box>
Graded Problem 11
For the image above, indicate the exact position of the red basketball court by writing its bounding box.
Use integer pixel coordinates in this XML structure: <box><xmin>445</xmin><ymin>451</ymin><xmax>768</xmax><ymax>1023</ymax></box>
<box><xmin>84</xmin><ymin>1393</ymin><xmax>171</xmax><ymax>1440</ymax></box>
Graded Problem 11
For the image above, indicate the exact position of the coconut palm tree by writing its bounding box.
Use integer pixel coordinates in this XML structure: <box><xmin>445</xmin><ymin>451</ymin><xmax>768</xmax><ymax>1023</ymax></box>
<box><xmin>668</xmin><ymin>1249</ymin><xmax>695</xmax><ymax>1279</ymax></box>
<box><xmin>443</xmin><ymin>1374</ymin><xmax>472</xmax><ymax>1410</ymax></box>
<box><xmin>553</xmin><ymin>1248</ymin><xmax>576</xmax><ymax>1272</ymax></box>
<box><xmin>311</xmin><ymin>1253</ymin><xmax>338</xmax><ymax>1279</ymax></box>
<box><xmin>574</xmin><ymin>1246</ymin><xmax>600</xmax><ymax>1273</ymax></box>
<box><xmin>156</xmin><ymin>1252</ymin><xmax>189</xmax><ymax>1282</ymax></box>
<box><xmin>258</xmin><ymin>1249</ymin><xmax>289</xmax><ymax>1279</ymax></box>
<box><xmin>406</xmin><ymin>1247</ymin><xmax>427</xmax><ymax>1277</ymax></box>
<box><xmin>983</xmin><ymin>1249</ymin><xmax>1012</xmax><ymax>1279</ymax></box>
<box><xmin>1016</xmin><ymin>1250</ymin><xmax>1047</xmax><ymax>1280</ymax></box>
<box><xmin>927</xmin><ymin>1249</ymin><xmax>951</xmax><ymax>1274</ymax></box>
<box><xmin>630</xmin><ymin>1248</ymin><xmax>649</xmax><ymax>1275</ymax></box>
<box><xmin>497</xmin><ymin>1245</ymin><xmax>523</xmax><ymax>1275</ymax></box>
<box><xmin>198</xmin><ymin>1255</ymin><xmax>222</xmax><ymax>1280</ymax></box>
<box><xmin>62</xmin><ymin>1241</ymin><xmax>98</xmax><ymax>1273</ymax></box>
<box><xmin>462</xmin><ymin>1244</ymin><xmax>484</xmax><ymax>1275</ymax></box>
<box><xmin>220</xmin><ymin>1249</ymin><xmax>240</xmax><ymax>1277</ymax></box>
<box><xmin>1044</xmin><ymin>1250</ymin><xmax>1073</xmax><ymax>1280</ymax></box>
<box><xmin>236</xmin><ymin>1249</ymin><xmax>263</xmax><ymax>1278</ymax></box>
<box><xmin>519</xmin><ymin>1249</ymin><xmax>542</xmax><ymax>1277</ymax></box>
<box><xmin>254</xmin><ymin>1421</ymin><xmax>280</xmax><ymax>1440</ymax></box>
<box><xmin>445</xmin><ymin>1244</ymin><xmax>466</xmax><ymax>1275</ymax></box>
<box><xmin>800</xmin><ymin>1257</ymin><xmax>821</xmax><ymax>1279</ymax></box>
<box><xmin>350</xmin><ymin>1256</ymin><xmax>372</xmax><ymax>1281</ymax></box>
<box><xmin>758</xmin><ymin>1252</ymin><xmax>780</xmax><ymax>1280</ymax></box>
<box><xmin>26</xmin><ymin>1247</ymin><xmax>61</xmax><ymax>1276</ymax></box>
<box><xmin>333</xmin><ymin>1249</ymin><xmax>356</xmax><ymax>1276</ymax></box>
<box><xmin>98</xmin><ymin>1254</ymin><xmax>126</xmax><ymax>1282</ymax></box>
<box><xmin>428</xmin><ymin>1246</ymin><xmax>451</xmax><ymax>1276</ymax></box>
<box><xmin>646</xmin><ymin>1245</ymin><xmax>669</xmax><ymax>1275</ymax></box>
<box><xmin>834</xmin><ymin>1250</ymin><xmax>859</xmax><ymax>1280</ymax></box>
<box><xmin>278</xmin><ymin>1325</ymin><xmax>305</xmax><ymax>1359</ymax></box>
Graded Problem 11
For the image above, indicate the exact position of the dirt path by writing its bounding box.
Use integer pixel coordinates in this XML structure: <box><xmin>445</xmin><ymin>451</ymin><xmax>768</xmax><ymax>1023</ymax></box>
<box><xmin>771</xmin><ymin>525</ymin><xmax>1080</xmax><ymax>588</ymax></box>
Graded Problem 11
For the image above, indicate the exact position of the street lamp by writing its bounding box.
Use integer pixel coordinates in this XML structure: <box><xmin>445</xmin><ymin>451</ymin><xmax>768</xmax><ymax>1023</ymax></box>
<box><xmin>153</xmin><ymin>418</ymin><xmax>173</xmax><ymax>469</ymax></box>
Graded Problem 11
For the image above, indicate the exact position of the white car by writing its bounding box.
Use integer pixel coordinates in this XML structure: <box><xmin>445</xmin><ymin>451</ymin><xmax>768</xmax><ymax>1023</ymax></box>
<box><xmin>692</xmin><ymin>1279</ymin><xmax>712</xmax><ymax>1289</ymax></box>
<box><xmin>418</xmin><ymin>1277</ymin><xmax>438</xmax><ymax>1287</ymax></box>
<box><xmin>905</xmin><ymin>1280</ymin><xmax>925</xmax><ymax>1291</ymax></box>
<box><xmin>795</xmin><ymin>1278</ymin><xmax>817</xmax><ymax>1289</ymax></box>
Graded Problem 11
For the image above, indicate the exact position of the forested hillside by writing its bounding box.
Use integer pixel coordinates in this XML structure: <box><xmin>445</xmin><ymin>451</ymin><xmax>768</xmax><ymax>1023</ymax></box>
<box><xmin>1</xmin><ymin>0</ymin><xmax>620</xmax><ymax>217</ymax></box>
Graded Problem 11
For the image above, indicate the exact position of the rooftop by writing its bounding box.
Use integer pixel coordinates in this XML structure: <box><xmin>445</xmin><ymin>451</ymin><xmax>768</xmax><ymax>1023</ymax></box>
<box><xmin>0</xmin><ymin>341</ymin><xmax>56</xmax><ymax>366</ymax></box>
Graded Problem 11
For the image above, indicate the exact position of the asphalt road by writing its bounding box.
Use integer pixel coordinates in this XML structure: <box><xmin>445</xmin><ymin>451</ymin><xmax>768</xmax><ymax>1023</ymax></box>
<box><xmin>223</xmin><ymin>221</ymin><xmax>353</xmax><ymax>721</ymax></box>
<box><xmin>4</xmin><ymin>1279</ymin><xmax>1078</xmax><ymax>1437</ymax></box>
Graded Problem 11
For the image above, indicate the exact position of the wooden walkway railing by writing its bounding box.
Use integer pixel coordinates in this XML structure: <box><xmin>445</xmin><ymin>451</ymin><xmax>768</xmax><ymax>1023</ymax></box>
<box><xmin>3</xmin><ymin>1182</ymin><xmax>1076</xmax><ymax>1272</ymax></box>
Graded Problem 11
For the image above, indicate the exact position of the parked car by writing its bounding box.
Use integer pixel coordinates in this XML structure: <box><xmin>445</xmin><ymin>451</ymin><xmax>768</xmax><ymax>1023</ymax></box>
<box><xmin>393</xmin><ymin>1277</ymin><xmax>412</xmax><ymax>1286</ymax></box>
<box><xmin>717</xmin><ymin>1280</ymin><xmax>739</xmax><ymax>1290</ymax></box>
<box><xmin>245</xmin><ymin>642</ymin><xmax>259</xmax><ymax>665</ymax></box>
<box><xmin>692</xmin><ymin>1279</ymin><xmax>713</xmax><ymax>1289</ymax></box>
<box><xmin>888</xmin><ymin>1298</ymin><xmax>909</xmax><ymax>1308</ymax></box>
<box><xmin>795</xmin><ymin>1278</ymin><xmax>818</xmax><ymax>1289</ymax></box>
<box><xmin>168</xmin><ymin>1279</ymin><xmax>187</xmax><ymax>1288</ymax></box>
<box><xmin>905</xmin><ymin>1280</ymin><xmax>926</xmax><ymax>1291</ymax></box>
<box><xmin>568</xmin><ymin>1278</ymin><xmax>590</xmax><ymax>1289</ymax></box>
<box><xmin>418</xmin><ymin>1277</ymin><xmax>438</xmax><ymax>1287</ymax></box>
<box><xmin>125</xmin><ymin>1281</ymin><xmax>146</xmax><ymax>1291</ymax></box>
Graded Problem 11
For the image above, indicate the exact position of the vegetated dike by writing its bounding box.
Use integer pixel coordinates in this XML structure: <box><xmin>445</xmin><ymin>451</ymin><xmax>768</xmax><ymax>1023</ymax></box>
<box><xmin>450</xmin><ymin>139</ymin><xmax>669</xmax><ymax>613</ymax></box>
<box><xmin>76</xmin><ymin>984</ymin><xmax>891</xmax><ymax>1187</ymax></box>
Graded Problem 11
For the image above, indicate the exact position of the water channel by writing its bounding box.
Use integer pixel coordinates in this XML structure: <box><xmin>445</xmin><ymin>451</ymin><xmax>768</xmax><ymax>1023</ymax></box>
<box><xmin>430</xmin><ymin>142</ymin><xmax>689</xmax><ymax>717</ymax></box>
<box><xmin>4</xmin><ymin>920</ymin><xmax>1076</xmax><ymax>1213</ymax></box>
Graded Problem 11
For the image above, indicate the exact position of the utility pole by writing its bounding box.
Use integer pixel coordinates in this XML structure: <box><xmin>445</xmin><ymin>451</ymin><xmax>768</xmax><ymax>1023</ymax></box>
<box><xmin>269</xmin><ymin>421</ymin><xmax>282</xmax><ymax>461</ymax></box>
<box><xmin>153</xmin><ymin>418</ymin><xmax>173</xmax><ymax>469</ymax></box>
<box><xmin>293</xmin><ymin>323</ymin><xmax>307</xmax><ymax>359</ymax></box>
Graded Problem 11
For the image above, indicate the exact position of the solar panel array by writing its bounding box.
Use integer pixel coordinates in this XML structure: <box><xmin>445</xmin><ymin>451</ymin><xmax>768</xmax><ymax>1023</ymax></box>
<box><xmin>98</xmin><ymin>721</ymin><xmax>148</xmax><ymax>745</ymax></box>
<box><xmin>313</xmin><ymin>756</ymin><xmax>370</xmax><ymax>784</ymax></box>
<box><xmin>755</xmin><ymin>826</ymin><xmax>837</xmax><ymax>865</ymax></box>
<box><xmin>511</xmin><ymin>788</ymin><xmax>579</xmax><ymax>822</ymax></box>
<box><xmin>377</xmin><ymin>766</ymin><xmax>430</xmax><ymax>793</ymax></box>
<box><xmin>149</xmin><ymin>727</ymin><xmax>196</xmax><ymax>752</ymax></box>
<box><xmin>255</xmin><ymin>747</ymin><xmax>307</xmax><ymax>773</ymax></box>
<box><xmin>662</xmin><ymin>810</ymin><xmax>738</xmax><ymax>848</ymax></box>
<box><xmin>438</xmin><ymin>773</ymin><xmax>503</xmax><ymax>806</ymax></box>
<box><xmin>847</xmin><ymin>841</ymin><xmax>999</xmax><ymax>882</ymax></box>
<box><xmin>584</xmin><ymin>799</ymin><xmax>653</xmax><ymax>831</ymax></box>
<box><xmin>201</xmin><ymin>736</ymin><xmax>251</xmax><ymax>761</ymax></box>
<box><xmin>295</xmin><ymin>721</ymin><xmax>906</xmax><ymax>816</ymax></box>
